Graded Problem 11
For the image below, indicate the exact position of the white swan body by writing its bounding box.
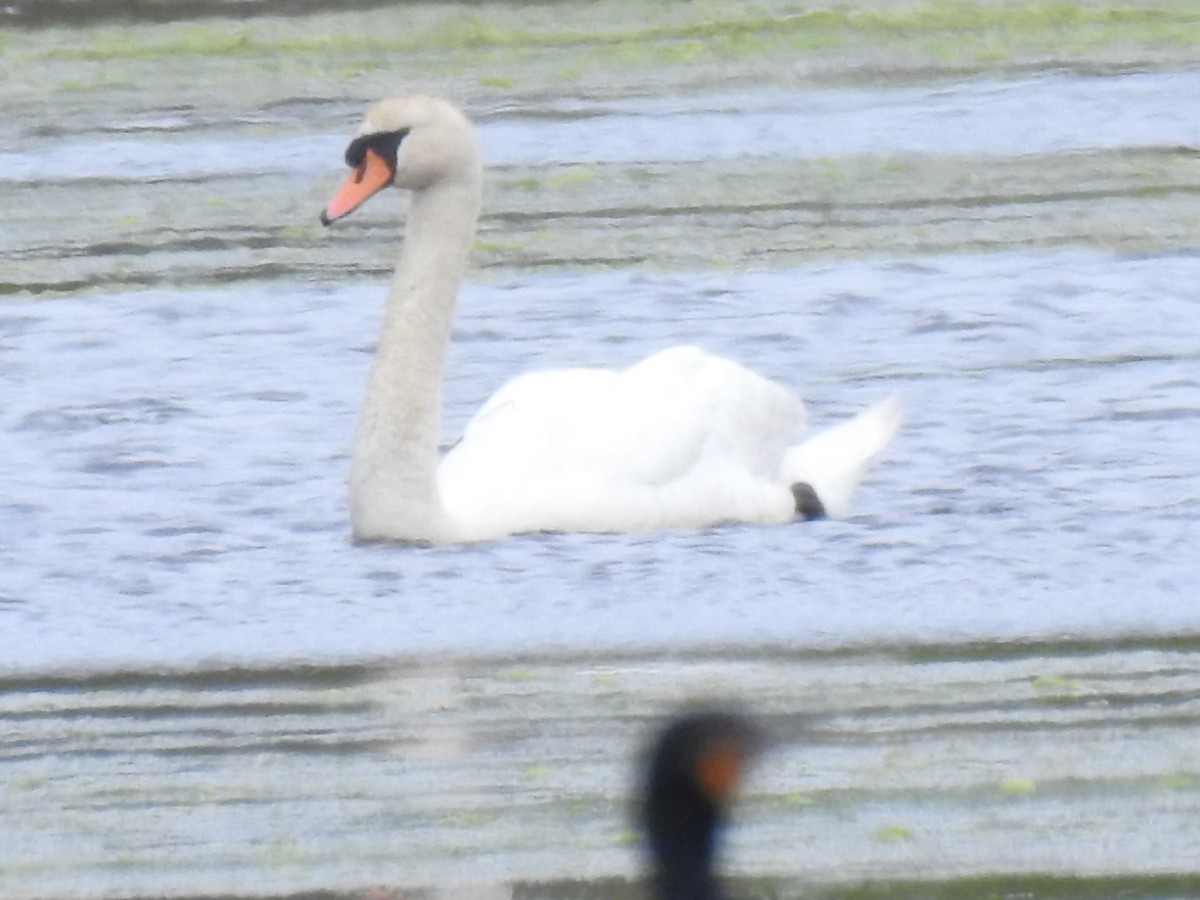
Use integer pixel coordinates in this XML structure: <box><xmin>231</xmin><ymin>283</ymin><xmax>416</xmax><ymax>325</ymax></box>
<box><xmin>321</xmin><ymin>96</ymin><xmax>900</xmax><ymax>543</ymax></box>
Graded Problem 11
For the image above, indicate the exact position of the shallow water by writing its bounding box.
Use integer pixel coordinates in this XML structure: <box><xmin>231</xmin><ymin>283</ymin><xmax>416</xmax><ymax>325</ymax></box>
<box><xmin>6</xmin><ymin>71</ymin><xmax>1200</xmax><ymax>181</ymax></box>
<box><xmin>5</xmin><ymin>647</ymin><xmax>1200</xmax><ymax>899</ymax></box>
<box><xmin>2</xmin><ymin>253</ymin><xmax>1200</xmax><ymax>671</ymax></box>
<box><xmin>2</xmin><ymin>18</ymin><xmax>1200</xmax><ymax>900</ymax></box>
<box><xmin>4</xmin><ymin>250</ymin><xmax>1200</xmax><ymax>898</ymax></box>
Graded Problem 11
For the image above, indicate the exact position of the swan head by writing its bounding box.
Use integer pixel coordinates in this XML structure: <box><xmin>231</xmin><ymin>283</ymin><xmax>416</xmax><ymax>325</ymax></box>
<box><xmin>321</xmin><ymin>95</ymin><xmax>480</xmax><ymax>225</ymax></box>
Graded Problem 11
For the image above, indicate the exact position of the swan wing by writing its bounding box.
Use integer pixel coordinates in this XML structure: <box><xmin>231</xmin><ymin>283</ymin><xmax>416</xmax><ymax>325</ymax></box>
<box><xmin>439</xmin><ymin>346</ymin><xmax>805</xmax><ymax>536</ymax></box>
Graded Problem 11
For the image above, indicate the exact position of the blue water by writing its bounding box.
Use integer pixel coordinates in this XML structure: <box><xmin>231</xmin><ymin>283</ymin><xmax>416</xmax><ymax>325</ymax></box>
<box><xmin>4</xmin><ymin>62</ymin><xmax>1200</xmax><ymax>900</ymax></box>
<box><xmin>2</xmin><ymin>250</ymin><xmax>1198</xmax><ymax>674</ymax></box>
<box><xmin>6</xmin><ymin>71</ymin><xmax>1200</xmax><ymax>181</ymax></box>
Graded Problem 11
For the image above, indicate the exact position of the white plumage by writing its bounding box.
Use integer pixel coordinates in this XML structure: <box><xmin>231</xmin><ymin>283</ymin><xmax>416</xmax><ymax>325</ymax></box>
<box><xmin>321</xmin><ymin>96</ymin><xmax>900</xmax><ymax>543</ymax></box>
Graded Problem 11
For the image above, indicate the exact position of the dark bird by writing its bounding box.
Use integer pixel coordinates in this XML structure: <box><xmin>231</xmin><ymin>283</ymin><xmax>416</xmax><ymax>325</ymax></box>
<box><xmin>640</xmin><ymin>709</ymin><xmax>763</xmax><ymax>900</ymax></box>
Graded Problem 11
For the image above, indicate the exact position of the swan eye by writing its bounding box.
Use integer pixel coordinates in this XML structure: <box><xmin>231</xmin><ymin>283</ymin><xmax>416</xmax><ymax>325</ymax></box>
<box><xmin>344</xmin><ymin>128</ymin><xmax>410</xmax><ymax>169</ymax></box>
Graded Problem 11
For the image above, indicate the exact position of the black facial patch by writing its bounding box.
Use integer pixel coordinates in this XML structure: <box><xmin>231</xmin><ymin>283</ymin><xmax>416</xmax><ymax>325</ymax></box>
<box><xmin>344</xmin><ymin>128</ymin><xmax>410</xmax><ymax>169</ymax></box>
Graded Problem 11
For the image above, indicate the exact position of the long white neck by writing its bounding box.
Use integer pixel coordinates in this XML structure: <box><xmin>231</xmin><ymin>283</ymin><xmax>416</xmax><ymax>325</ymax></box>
<box><xmin>350</xmin><ymin>173</ymin><xmax>481</xmax><ymax>542</ymax></box>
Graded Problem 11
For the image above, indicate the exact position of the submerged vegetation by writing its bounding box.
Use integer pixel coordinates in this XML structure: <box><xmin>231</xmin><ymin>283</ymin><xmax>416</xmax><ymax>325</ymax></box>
<box><xmin>11</xmin><ymin>0</ymin><xmax>1200</xmax><ymax>97</ymax></box>
<box><xmin>3</xmin><ymin>0</ymin><xmax>1200</xmax><ymax>296</ymax></box>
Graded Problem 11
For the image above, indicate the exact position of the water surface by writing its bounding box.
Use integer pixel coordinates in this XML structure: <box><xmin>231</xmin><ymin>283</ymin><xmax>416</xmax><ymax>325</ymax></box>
<box><xmin>2</xmin><ymin>254</ymin><xmax>1199</xmax><ymax>670</ymax></box>
<box><xmin>1</xmin><ymin>20</ymin><xmax>1199</xmax><ymax>900</ymax></box>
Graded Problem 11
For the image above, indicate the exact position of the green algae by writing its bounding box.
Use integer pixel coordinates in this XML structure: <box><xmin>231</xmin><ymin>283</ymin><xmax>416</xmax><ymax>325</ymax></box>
<box><xmin>5</xmin><ymin>2</ymin><xmax>1200</xmax><ymax>298</ymax></box>
<box><xmin>21</xmin><ymin>1</ymin><xmax>1200</xmax><ymax>79</ymax></box>
<box><xmin>7</xmin><ymin>0</ymin><xmax>1200</xmax><ymax>144</ymax></box>
<box><xmin>999</xmin><ymin>776</ymin><xmax>1038</xmax><ymax>795</ymax></box>
<box><xmin>7</xmin><ymin>146</ymin><xmax>1200</xmax><ymax>297</ymax></box>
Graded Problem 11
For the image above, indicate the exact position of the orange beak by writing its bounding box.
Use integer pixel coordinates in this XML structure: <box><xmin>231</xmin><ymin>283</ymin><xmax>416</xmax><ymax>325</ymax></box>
<box><xmin>694</xmin><ymin>740</ymin><xmax>745</xmax><ymax>805</ymax></box>
<box><xmin>320</xmin><ymin>147</ymin><xmax>395</xmax><ymax>225</ymax></box>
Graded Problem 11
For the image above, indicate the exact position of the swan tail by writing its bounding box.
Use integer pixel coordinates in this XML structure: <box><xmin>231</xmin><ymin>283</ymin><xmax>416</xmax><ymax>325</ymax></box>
<box><xmin>783</xmin><ymin>394</ymin><xmax>902</xmax><ymax>519</ymax></box>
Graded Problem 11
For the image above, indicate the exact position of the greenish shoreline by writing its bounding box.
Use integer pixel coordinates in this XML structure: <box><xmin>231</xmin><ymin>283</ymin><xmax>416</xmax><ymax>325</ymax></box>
<box><xmin>7</xmin><ymin>0</ymin><xmax>1200</xmax><ymax>103</ymax></box>
<box><xmin>7</xmin><ymin>637</ymin><xmax>1200</xmax><ymax>898</ymax></box>
<box><xmin>6</xmin><ymin>147</ymin><xmax>1200</xmax><ymax>297</ymax></box>
<box><xmin>5</xmin><ymin>1</ymin><xmax>1200</xmax><ymax>296</ymax></box>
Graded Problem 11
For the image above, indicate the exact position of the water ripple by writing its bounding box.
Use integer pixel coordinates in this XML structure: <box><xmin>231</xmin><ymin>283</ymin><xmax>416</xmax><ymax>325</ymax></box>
<box><xmin>5</xmin><ymin>73</ymin><xmax>1200</xmax><ymax>183</ymax></box>
<box><xmin>1</xmin><ymin>252</ymin><xmax>1198</xmax><ymax>673</ymax></box>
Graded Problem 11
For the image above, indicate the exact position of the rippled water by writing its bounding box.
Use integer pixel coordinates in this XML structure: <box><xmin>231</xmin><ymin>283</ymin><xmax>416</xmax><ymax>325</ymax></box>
<box><xmin>2</xmin><ymin>252</ymin><xmax>1199</xmax><ymax>671</ymax></box>
<box><xmin>2</xmin><ymin>44</ymin><xmax>1200</xmax><ymax>900</ymax></box>
<box><xmin>6</xmin><ymin>71</ymin><xmax>1200</xmax><ymax>181</ymax></box>
<box><xmin>7</xmin><ymin>648</ymin><xmax>1200</xmax><ymax>899</ymax></box>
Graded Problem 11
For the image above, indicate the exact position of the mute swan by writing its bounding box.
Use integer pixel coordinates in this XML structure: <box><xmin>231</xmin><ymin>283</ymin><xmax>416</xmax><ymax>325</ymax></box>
<box><xmin>321</xmin><ymin>95</ymin><xmax>900</xmax><ymax>543</ymax></box>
